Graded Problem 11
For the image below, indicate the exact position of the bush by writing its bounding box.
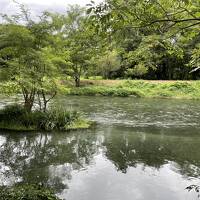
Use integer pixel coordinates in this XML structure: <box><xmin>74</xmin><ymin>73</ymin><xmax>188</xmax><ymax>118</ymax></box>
<box><xmin>0</xmin><ymin>104</ymin><xmax>26</xmax><ymax>122</ymax></box>
<box><xmin>21</xmin><ymin>111</ymin><xmax>48</xmax><ymax>129</ymax></box>
<box><xmin>0</xmin><ymin>104</ymin><xmax>84</xmax><ymax>131</ymax></box>
<box><xmin>0</xmin><ymin>184</ymin><xmax>61</xmax><ymax>200</ymax></box>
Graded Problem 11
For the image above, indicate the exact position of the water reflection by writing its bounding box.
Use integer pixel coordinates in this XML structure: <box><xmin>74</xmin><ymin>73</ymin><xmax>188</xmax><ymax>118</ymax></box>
<box><xmin>0</xmin><ymin>96</ymin><xmax>200</xmax><ymax>199</ymax></box>
<box><xmin>103</xmin><ymin>126</ymin><xmax>200</xmax><ymax>177</ymax></box>
<box><xmin>0</xmin><ymin>131</ymin><xmax>101</xmax><ymax>193</ymax></box>
<box><xmin>0</xmin><ymin>126</ymin><xmax>200</xmax><ymax>199</ymax></box>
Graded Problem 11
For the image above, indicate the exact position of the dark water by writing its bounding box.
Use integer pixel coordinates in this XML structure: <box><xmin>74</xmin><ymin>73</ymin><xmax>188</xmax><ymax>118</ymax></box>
<box><xmin>1</xmin><ymin>96</ymin><xmax>200</xmax><ymax>200</ymax></box>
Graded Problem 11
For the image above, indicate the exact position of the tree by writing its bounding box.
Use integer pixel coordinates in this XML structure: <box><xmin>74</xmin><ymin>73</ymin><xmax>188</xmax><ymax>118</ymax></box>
<box><xmin>0</xmin><ymin>6</ymin><xmax>58</xmax><ymax>112</ymax></box>
<box><xmin>88</xmin><ymin>0</ymin><xmax>200</xmax><ymax>80</ymax></box>
<box><xmin>95</xmin><ymin>50</ymin><xmax>121</xmax><ymax>79</ymax></box>
<box><xmin>89</xmin><ymin>0</ymin><xmax>200</xmax><ymax>34</ymax></box>
<box><xmin>47</xmin><ymin>5</ymin><xmax>100</xmax><ymax>87</ymax></box>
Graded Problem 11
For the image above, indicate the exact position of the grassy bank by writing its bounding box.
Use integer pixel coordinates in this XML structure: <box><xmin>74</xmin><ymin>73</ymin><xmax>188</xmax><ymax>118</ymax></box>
<box><xmin>0</xmin><ymin>104</ymin><xmax>91</xmax><ymax>131</ymax></box>
<box><xmin>64</xmin><ymin>80</ymin><xmax>200</xmax><ymax>99</ymax></box>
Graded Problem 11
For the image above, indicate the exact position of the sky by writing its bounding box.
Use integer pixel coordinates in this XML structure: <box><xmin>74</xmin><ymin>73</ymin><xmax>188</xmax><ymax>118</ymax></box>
<box><xmin>0</xmin><ymin>0</ymin><xmax>103</xmax><ymax>16</ymax></box>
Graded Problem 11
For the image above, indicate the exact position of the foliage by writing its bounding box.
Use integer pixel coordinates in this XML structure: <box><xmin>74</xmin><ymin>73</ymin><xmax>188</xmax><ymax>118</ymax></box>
<box><xmin>49</xmin><ymin>5</ymin><xmax>102</xmax><ymax>87</ymax></box>
<box><xmin>88</xmin><ymin>0</ymin><xmax>200</xmax><ymax>80</ymax></box>
<box><xmin>1</xmin><ymin>1</ymin><xmax>200</xmax><ymax>103</ymax></box>
<box><xmin>0</xmin><ymin>184</ymin><xmax>61</xmax><ymax>200</ymax></box>
<box><xmin>89</xmin><ymin>0</ymin><xmax>200</xmax><ymax>34</ymax></box>
<box><xmin>0</xmin><ymin>104</ymin><xmax>88</xmax><ymax>131</ymax></box>
<box><xmin>125</xmin><ymin>64</ymin><xmax>148</xmax><ymax>78</ymax></box>
<box><xmin>189</xmin><ymin>44</ymin><xmax>200</xmax><ymax>72</ymax></box>
<box><xmin>0</xmin><ymin>104</ymin><xmax>26</xmax><ymax>121</ymax></box>
<box><xmin>0</xmin><ymin>82</ymin><xmax>20</xmax><ymax>95</ymax></box>
<box><xmin>0</xmin><ymin>7</ymin><xmax>59</xmax><ymax>112</ymax></box>
<box><xmin>95</xmin><ymin>50</ymin><xmax>121</xmax><ymax>79</ymax></box>
<box><xmin>40</xmin><ymin>106</ymin><xmax>80</xmax><ymax>131</ymax></box>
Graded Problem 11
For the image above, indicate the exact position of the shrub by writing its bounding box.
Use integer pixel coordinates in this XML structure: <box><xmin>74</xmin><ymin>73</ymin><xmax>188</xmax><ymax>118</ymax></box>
<box><xmin>21</xmin><ymin>111</ymin><xmax>48</xmax><ymax>129</ymax></box>
<box><xmin>0</xmin><ymin>104</ymin><xmax>83</xmax><ymax>131</ymax></box>
<box><xmin>0</xmin><ymin>104</ymin><xmax>26</xmax><ymax>122</ymax></box>
<box><xmin>0</xmin><ymin>184</ymin><xmax>61</xmax><ymax>200</ymax></box>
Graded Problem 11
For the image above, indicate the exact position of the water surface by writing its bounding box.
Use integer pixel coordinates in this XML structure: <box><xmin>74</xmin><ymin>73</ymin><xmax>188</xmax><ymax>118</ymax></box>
<box><xmin>0</xmin><ymin>96</ymin><xmax>200</xmax><ymax>200</ymax></box>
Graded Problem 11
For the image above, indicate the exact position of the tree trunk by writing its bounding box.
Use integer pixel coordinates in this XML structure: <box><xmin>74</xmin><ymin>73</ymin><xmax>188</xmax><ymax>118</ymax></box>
<box><xmin>24</xmin><ymin>98</ymin><xmax>34</xmax><ymax>112</ymax></box>
<box><xmin>39</xmin><ymin>90</ymin><xmax>57</xmax><ymax>112</ymax></box>
<box><xmin>22</xmin><ymin>89</ymin><xmax>35</xmax><ymax>112</ymax></box>
<box><xmin>75</xmin><ymin>77</ymin><xmax>80</xmax><ymax>87</ymax></box>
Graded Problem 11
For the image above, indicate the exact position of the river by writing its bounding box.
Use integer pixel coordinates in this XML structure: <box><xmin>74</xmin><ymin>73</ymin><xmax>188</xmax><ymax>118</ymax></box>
<box><xmin>0</xmin><ymin>96</ymin><xmax>200</xmax><ymax>200</ymax></box>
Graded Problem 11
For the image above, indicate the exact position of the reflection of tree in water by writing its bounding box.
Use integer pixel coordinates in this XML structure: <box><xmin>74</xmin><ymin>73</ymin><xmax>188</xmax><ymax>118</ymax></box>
<box><xmin>103</xmin><ymin>128</ymin><xmax>200</xmax><ymax>178</ymax></box>
<box><xmin>0</xmin><ymin>131</ymin><xmax>101</xmax><ymax>193</ymax></box>
<box><xmin>1</xmin><ymin>127</ymin><xmax>200</xmax><ymax>195</ymax></box>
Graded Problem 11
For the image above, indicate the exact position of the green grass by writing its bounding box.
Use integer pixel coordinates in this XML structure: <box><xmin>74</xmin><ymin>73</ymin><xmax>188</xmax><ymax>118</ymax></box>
<box><xmin>67</xmin><ymin>85</ymin><xmax>144</xmax><ymax>97</ymax></box>
<box><xmin>0</xmin><ymin>118</ymin><xmax>91</xmax><ymax>132</ymax></box>
<box><xmin>64</xmin><ymin>80</ymin><xmax>200</xmax><ymax>99</ymax></box>
<box><xmin>66</xmin><ymin>119</ymin><xmax>93</xmax><ymax>130</ymax></box>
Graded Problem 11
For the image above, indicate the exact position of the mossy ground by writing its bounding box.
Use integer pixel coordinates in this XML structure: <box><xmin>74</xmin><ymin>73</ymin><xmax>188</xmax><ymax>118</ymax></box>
<box><xmin>63</xmin><ymin>80</ymin><xmax>200</xmax><ymax>99</ymax></box>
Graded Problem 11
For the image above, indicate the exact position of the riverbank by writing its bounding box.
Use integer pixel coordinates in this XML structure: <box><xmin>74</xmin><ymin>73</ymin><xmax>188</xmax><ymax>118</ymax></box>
<box><xmin>63</xmin><ymin>80</ymin><xmax>200</xmax><ymax>99</ymax></box>
<box><xmin>0</xmin><ymin>119</ymin><xmax>91</xmax><ymax>132</ymax></box>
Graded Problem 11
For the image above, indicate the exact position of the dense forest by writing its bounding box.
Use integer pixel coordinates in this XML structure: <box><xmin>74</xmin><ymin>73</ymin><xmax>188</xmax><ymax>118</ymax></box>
<box><xmin>0</xmin><ymin>0</ymin><xmax>200</xmax><ymax>87</ymax></box>
<box><xmin>89</xmin><ymin>0</ymin><xmax>200</xmax><ymax>80</ymax></box>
